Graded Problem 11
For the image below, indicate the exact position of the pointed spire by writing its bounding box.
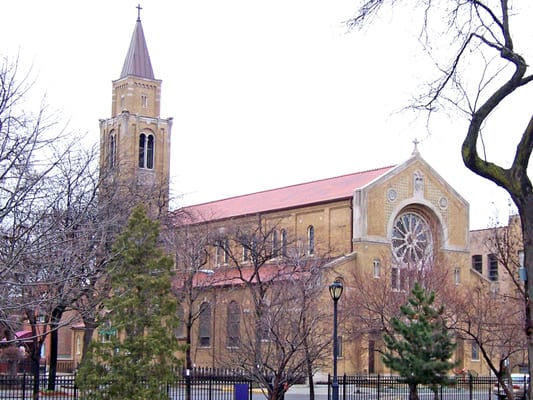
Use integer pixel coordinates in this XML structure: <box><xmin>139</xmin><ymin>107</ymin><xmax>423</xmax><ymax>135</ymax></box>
<box><xmin>120</xmin><ymin>6</ymin><xmax>155</xmax><ymax>80</ymax></box>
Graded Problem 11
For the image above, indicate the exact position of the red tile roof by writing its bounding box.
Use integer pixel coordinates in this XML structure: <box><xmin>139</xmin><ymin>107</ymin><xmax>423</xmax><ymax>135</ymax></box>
<box><xmin>179</xmin><ymin>165</ymin><xmax>395</xmax><ymax>223</ymax></box>
<box><xmin>173</xmin><ymin>262</ymin><xmax>318</xmax><ymax>289</ymax></box>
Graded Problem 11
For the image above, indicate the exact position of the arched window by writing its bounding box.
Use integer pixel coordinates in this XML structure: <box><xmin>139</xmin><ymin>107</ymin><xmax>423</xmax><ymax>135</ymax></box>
<box><xmin>215</xmin><ymin>239</ymin><xmax>228</xmax><ymax>266</ymax></box>
<box><xmin>280</xmin><ymin>229</ymin><xmax>287</xmax><ymax>257</ymax></box>
<box><xmin>373</xmin><ymin>259</ymin><xmax>381</xmax><ymax>278</ymax></box>
<box><xmin>198</xmin><ymin>302</ymin><xmax>211</xmax><ymax>347</ymax></box>
<box><xmin>307</xmin><ymin>225</ymin><xmax>315</xmax><ymax>255</ymax></box>
<box><xmin>226</xmin><ymin>301</ymin><xmax>240</xmax><ymax>348</ymax></box>
<box><xmin>138</xmin><ymin>133</ymin><xmax>154</xmax><ymax>169</ymax></box>
<box><xmin>271</xmin><ymin>230</ymin><xmax>279</xmax><ymax>257</ymax></box>
<box><xmin>391</xmin><ymin>210</ymin><xmax>434</xmax><ymax>290</ymax></box>
<box><xmin>108</xmin><ymin>131</ymin><xmax>116</xmax><ymax>169</ymax></box>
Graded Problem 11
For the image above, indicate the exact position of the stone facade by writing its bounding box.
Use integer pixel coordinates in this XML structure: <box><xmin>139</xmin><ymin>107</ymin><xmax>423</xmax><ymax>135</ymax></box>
<box><xmin>175</xmin><ymin>153</ymin><xmax>478</xmax><ymax>376</ymax></box>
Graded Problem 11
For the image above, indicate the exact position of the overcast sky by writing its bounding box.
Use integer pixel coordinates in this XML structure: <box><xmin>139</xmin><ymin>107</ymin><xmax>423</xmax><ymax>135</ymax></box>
<box><xmin>2</xmin><ymin>0</ymin><xmax>524</xmax><ymax>230</ymax></box>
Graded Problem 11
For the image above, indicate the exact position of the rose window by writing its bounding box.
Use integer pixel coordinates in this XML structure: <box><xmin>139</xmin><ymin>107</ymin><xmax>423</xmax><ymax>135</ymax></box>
<box><xmin>391</xmin><ymin>212</ymin><xmax>433</xmax><ymax>269</ymax></box>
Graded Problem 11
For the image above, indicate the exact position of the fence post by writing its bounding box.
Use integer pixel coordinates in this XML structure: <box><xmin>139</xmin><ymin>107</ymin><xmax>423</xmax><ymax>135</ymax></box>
<box><xmin>328</xmin><ymin>373</ymin><xmax>331</xmax><ymax>399</ymax></box>
<box><xmin>469</xmin><ymin>373</ymin><xmax>473</xmax><ymax>400</ymax></box>
<box><xmin>377</xmin><ymin>374</ymin><xmax>380</xmax><ymax>400</ymax></box>
<box><xmin>73</xmin><ymin>371</ymin><xmax>77</xmax><ymax>399</ymax></box>
<box><xmin>21</xmin><ymin>372</ymin><xmax>26</xmax><ymax>400</ymax></box>
<box><xmin>342</xmin><ymin>373</ymin><xmax>346</xmax><ymax>400</ymax></box>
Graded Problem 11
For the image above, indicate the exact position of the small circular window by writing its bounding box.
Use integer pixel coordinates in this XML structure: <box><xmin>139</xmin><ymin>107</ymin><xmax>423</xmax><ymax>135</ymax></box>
<box><xmin>391</xmin><ymin>212</ymin><xmax>433</xmax><ymax>269</ymax></box>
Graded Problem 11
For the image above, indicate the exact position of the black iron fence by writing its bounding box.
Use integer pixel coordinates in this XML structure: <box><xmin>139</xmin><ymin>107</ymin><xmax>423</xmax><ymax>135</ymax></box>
<box><xmin>0</xmin><ymin>372</ymin><xmax>253</xmax><ymax>400</ymax></box>
<box><xmin>328</xmin><ymin>374</ymin><xmax>499</xmax><ymax>399</ymax></box>
<box><xmin>0</xmin><ymin>371</ymin><xmax>507</xmax><ymax>400</ymax></box>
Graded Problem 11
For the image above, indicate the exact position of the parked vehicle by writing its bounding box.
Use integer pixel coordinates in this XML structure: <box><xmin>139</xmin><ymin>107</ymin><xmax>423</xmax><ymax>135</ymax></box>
<box><xmin>493</xmin><ymin>374</ymin><xmax>529</xmax><ymax>399</ymax></box>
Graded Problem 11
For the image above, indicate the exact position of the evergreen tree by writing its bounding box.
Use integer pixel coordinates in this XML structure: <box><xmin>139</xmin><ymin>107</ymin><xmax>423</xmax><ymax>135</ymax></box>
<box><xmin>77</xmin><ymin>206</ymin><xmax>183</xmax><ymax>400</ymax></box>
<box><xmin>382</xmin><ymin>282</ymin><xmax>457</xmax><ymax>400</ymax></box>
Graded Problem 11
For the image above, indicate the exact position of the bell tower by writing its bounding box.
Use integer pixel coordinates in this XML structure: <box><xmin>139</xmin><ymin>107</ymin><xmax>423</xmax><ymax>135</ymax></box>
<box><xmin>99</xmin><ymin>7</ymin><xmax>172</xmax><ymax>216</ymax></box>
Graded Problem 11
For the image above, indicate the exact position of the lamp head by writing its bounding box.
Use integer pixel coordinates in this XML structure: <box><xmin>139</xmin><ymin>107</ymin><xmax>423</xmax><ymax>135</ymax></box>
<box><xmin>329</xmin><ymin>280</ymin><xmax>343</xmax><ymax>301</ymax></box>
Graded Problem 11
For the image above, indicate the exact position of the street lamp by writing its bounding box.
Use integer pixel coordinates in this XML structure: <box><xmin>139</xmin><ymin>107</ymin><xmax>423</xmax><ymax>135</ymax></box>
<box><xmin>329</xmin><ymin>280</ymin><xmax>343</xmax><ymax>400</ymax></box>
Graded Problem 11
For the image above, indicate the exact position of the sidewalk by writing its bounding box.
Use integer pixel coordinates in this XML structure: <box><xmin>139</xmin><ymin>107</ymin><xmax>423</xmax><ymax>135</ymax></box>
<box><xmin>286</xmin><ymin>384</ymin><xmax>329</xmax><ymax>395</ymax></box>
<box><xmin>252</xmin><ymin>384</ymin><xmax>329</xmax><ymax>395</ymax></box>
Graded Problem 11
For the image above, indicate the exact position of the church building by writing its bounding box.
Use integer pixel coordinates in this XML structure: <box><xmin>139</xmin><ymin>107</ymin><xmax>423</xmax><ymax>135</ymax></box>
<box><xmin>57</xmin><ymin>10</ymin><xmax>502</xmax><ymax>378</ymax></box>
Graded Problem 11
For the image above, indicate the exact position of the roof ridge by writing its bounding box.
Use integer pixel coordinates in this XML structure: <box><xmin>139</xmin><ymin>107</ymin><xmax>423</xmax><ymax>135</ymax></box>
<box><xmin>183</xmin><ymin>165</ymin><xmax>396</xmax><ymax>208</ymax></box>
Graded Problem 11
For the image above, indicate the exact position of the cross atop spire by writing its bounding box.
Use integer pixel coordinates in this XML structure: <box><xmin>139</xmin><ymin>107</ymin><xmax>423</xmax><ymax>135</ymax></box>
<box><xmin>412</xmin><ymin>138</ymin><xmax>420</xmax><ymax>156</ymax></box>
<box><xmin>136</xmin><ymin>4</ymin><xmax>142</xmax><ymax>21</ymax></box>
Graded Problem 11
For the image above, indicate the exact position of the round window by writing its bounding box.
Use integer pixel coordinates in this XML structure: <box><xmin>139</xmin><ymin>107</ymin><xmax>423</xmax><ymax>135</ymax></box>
<box><xmin>391</xmin><ymin>212</ymin><xmax>433</xmax><ymax>269</ymax></box>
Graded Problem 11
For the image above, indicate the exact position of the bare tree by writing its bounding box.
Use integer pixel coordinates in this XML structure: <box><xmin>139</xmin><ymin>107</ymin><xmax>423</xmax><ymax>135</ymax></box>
<box><xmin>0</xmin><ymin>54</ymin><xmax>77</xmax><ymax>389</ymax></box>
<box><xmin>0</xmin><ymin>54</ymin><xmax>119</xmax><ymax>396</ymax></box>
<box><xmin>207</xmin><ymin>216</ymin><xmax>334</xmax><ymax>400</ymax></box>
<box><xmin>346</xmin><ymin>1</ymin><xmax>533</xmax><ymax>383</ymax></box>
<box><xmin>161</xmin><ymin>221</ymin><xmax>212</xmax><ymax>400</ymax></box>
<box><xmin>343</xmin><ymin>251</ymin><xmax>462</xmax><ymax>374</ymax></box>
<box><xmin>278</xmin><ymin>253</ymin><xmax>333</xmax><ymax>400</ymax></box>
<box><xmin>448</xmin><ymin>217</ymin><xmax>527</xmax><ymax>398</ymax></box>
<box><xmin>449</xmin><ymin>281</ymin><xmax>524</xmax><ymax>399</ymax></box>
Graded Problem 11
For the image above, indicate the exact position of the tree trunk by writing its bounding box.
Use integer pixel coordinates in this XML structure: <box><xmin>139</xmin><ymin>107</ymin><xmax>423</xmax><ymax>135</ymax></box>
<box><xmin>81</xmin><ymin>317</ymin><xmax>97</xmax><ymax>362</ymax></box>
<box><xmin>47</xmin><ymin>305</ymin><xmax>65</xmax><ymax>391</ymax></box>
<box><xmin>303</xmin><ymin>334</ymin><xmax>316</xmax><ymax>400</ymax></box>
<box><xmin>307</xmin><ymin>369</ymin><xmax>315</xmax><ymax>400</ymax></box>
<box><xmin>185</xmin><ymin>321</ymin><xmax>192</xmax><ymax>400</ymax></box>
<box><xmin>408</xmin><ymin>383</ymin><xmax>419</xmax><ymax>400</ymax></box>
<box><xmin>523</xmin><ymin>208</ymin><xmax>533</xmax><ymax>400</ymax></box>
<box><xmin>29</xmin><ymin>336</ymin><xmax>41</xmax><ymax>400</ymax></box>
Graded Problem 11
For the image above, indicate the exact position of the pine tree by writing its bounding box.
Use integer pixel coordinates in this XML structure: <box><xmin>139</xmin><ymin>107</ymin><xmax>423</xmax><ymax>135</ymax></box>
<box><xmin>77</xmin><ymin>206</ymin><xmax>183</xmax><ymax>400</ymax></box>
<box><xmin>382</xmin><ymin>282</ymin><xmax>457</xmax><ymax>400</ymax></box>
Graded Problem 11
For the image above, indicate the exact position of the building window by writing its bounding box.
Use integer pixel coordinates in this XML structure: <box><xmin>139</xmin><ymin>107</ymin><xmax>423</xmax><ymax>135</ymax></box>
<box><xmin>98</xmin><ymin>321</ymin><xmax>116</xmax><ymax>343</ymax></box>
<box><xmin>391</xmin><ymin>266</ymin><xmax>399</xmax><ymax>290</ymax></box>
<box><xmin>272</xmin><ymin>230</ymin><xmax>279</xmax><ymax>257</ymax></box>
<box><xmin>226</xmin><ymin>301</ymin><xmax>240</xmax><ymax>348</ymax></box>
<box><xmin>259</xmin><ymin>314</ymin><xmax>271</xmax><ymax>342</ymax></box>
<box><xmin>280</xmin><ymin>229</ymin><xmax>287</xmax><ymax>257</ymax></box>
<box><xmin>243</xmin><ymin>237</ymin><xmax>256</xmax><ymax>263</ymax></box>
<box><xmin>198</xmin><ymin>302</ymin><xmax>211</xmax><ymax>347</ymax></box>
<box><xmin>242</xmin><ymin>245</ymin><xmax>249</xmax><ymax>262</ymax></box>
<box><xmin>141</xmin><ymin>94</ymin><xmax>148</xmax><ymax>108</ymax></box>
<box><xmin>454</xmin><ymin>267</ymin><xmax>461</xmax><ymax>285</ymax></box>
<box><xmin>471</xmin><ymin>341</ymin><xmax>479</xmax><ymax>361</ymax></box>
<box><xmin>108</xmin><ymin>131</ymin><xmax>116</xmax><ymax>169</ymax></box>
<box><xmin>138</xmin><ymin>133</ymin><xmax>154</xmax><ymax>169</ymax></box>
<box><xmin>519</xmin><ymin>250</ymin><xmax>526</xmax><ymax>281</ymax></box>
<box><xmin>215</xmin><ymin>241</ymin><xmax>227</xmax><ymax>267</ymax></box>
<box><xmin>368</xmin><ymin>339</ymin><xmax>376</xmax><ymax>373</ymax></box>
<box><xmin>76</xmin><ymin>336</ymin><xmax>82</xmax><ymax>355</ymax></box>
<box><xmin>222</xmin><ymin>239</ymin><xmax>228</xmax><ymax>264</ymax></box>
<box><xmin>472</xmin><ymin>255</ymin><xmax>482</xmax><ymax>273</ymax></box>
<box><xmin>174</xmin><ymin>305</ymin><xmax>185</xmax><ymax>338</ymax></box>
<box><xmin>391</xmin><ymin>266</ymin><xmax>409</xmax><ymax>291</ymax></box>
<box><xmin>488</xmin><ymin>254</ymin><xmax>498</xmax><ymax>281</ymax></box>
<box><xmin>373</xmin><ymin>259</ymin><xmax>381</xmax><ymax>278</ymax></box>
<box><xmin>307</xmin><ymin>225</ymin><xmax>315</xmax><ymax>255</ymax></box>
<box><xmin>391</xmin><ymin>211</ymin><xmax>433</xmax><ymax>270</ymax></box>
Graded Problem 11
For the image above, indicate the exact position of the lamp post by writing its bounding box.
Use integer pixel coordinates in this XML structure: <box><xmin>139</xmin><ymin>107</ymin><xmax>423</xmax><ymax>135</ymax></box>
<box><xmin>329</xmin><ymin>280</ymin><xmax>343</xmax><ymax>400</ymax></box>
